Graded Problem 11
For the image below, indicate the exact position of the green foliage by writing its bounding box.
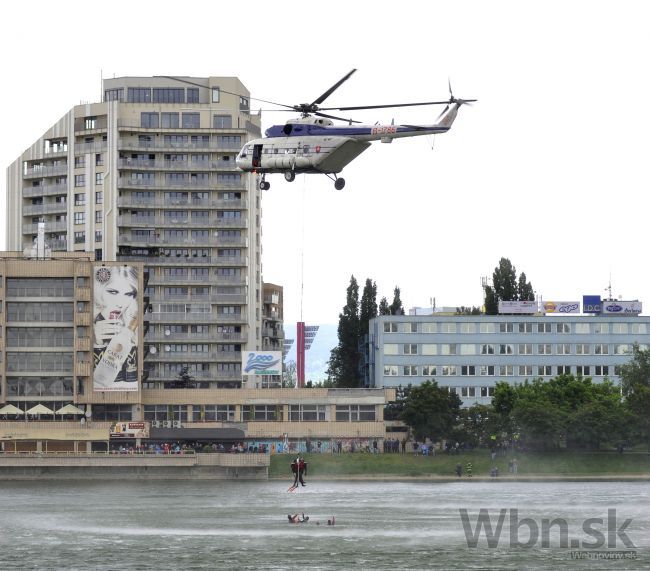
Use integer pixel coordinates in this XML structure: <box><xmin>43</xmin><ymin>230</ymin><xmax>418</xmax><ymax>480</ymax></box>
<box><xmin>400</xmin><ymin>380</ymin><xmax>461</xmax><ymax>442</ymax></box>
<box><xmin>484</xmin><ymin>257</ymin><xmax>536</xmax><ymax>315</ymax></box>
<box><xmin>455</xmin><ymin>306</ymin><xmax>483</xmax><ymax>315</ymax></box>
<box><xmin>384</xmin><ymin>384</ymin><xmax>411</xmax><ymax>421</ymax></box>
<box><xmin>378</xmin><ymin>297</ymin><xmax>391</xmax><ymax>315</ymax></box>
<box><xmin>619</xmin><ymin>344</ymin><xmax>650</xmax><ymax>448</ymax></box>
<box><xmin>389</xmin><ymin>286</ymin><xmax>404</xmax><ymax>316</ymax></box>
<box><xmin>359</xmin><ymin>279</ymin><xmax>378</xmax><ymax>338</ymax></box>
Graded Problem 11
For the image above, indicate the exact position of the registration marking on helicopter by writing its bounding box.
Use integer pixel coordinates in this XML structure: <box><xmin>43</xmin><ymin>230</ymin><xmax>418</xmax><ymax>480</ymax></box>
<box><xmin>371</xmin><ymin>125</ymin><xmax>397</xmax><ymax>135</ymax></box>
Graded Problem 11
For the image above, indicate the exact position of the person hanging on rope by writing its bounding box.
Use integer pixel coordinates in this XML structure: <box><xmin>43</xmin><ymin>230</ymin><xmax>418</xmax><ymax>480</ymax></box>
<box><xmin>298</xmin><ymin>456</ymin><xmax>308</xmax><ymax>486</ymax></box>
<box><xmin>289</xmin><ymin>457</ymin><xmax>300</xmax><ymax>491</ymax></box>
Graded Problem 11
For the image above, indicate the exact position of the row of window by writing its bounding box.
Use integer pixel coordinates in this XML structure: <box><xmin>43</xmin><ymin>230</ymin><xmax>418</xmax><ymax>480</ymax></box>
<box><xmin>140</xmin><ymin>112</ymin><xmax>233</xmax><ymax>130</ymax></box>
<box><xmin>383</xmin><ymin>322</ymin><xmax>646</xmax><ymax>335</ymax></box>
<box><xmin>385</xmin><ymin>343</ymin><xmax>645</xmax><ymax>356</ymax></box>
<box><xmin>135</xmin><ymin>134</ymin><xmax>242</xmax><ymax>148</ymax></box>
<box><xmin>385</xmin><ymin>364</ymin><xmax>613</xmax><ymax>377</ymax></box>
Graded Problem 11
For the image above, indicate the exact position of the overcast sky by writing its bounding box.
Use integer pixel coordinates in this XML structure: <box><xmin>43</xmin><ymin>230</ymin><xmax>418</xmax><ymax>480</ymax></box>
<box><xmin>2</xmin><ymin>0</ymin><xmax>649</xmax><ymax>328</ymax></box>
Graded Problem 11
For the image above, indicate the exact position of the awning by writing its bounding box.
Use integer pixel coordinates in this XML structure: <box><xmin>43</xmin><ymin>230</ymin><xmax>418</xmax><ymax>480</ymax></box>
<box><xmin>149</xmin><ymin>427</ymin><xmax>246</xmax><ymax>441</ymax></box>
<box><xmin>55</xmin><ymin>404</ymin><xmax>85</xmax><ymax>415</ymax></box>
<box><xmin>0</xmin><ymin>404</ymin><xmax>24</xmax><ymax>415</ymax></box>
<box><xmin>26</xmin><ymin>404</ymin><xmax>55</xmax><ymax>415</ymax></box>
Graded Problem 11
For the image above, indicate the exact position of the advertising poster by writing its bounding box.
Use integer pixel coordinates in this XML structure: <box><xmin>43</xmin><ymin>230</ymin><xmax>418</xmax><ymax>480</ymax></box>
<box><xmin>93</xmin><ymin>265</ymin><xmax>140</xmax><ymax>391</ymax></box>
<box><xmin>542</xmin><ymin>301</ymin><xmax>580</xmax><ymax>314</ymax></box>
<box><xmin>109</xmin><ymin>422</ymin><xmax>149</xmax><ymax>439</ymax></box>
<box><xmin>498</xmin><ymin>300</ymin><xmax>538</xmax><ymax>314</ymax></box>
<box><xmin>601</xmin><ymin>301</ymin><xmax>642</xmax><ymax>315</ymax></box>
<box><xmin>242</xmin><ymin>351</ymin><xmax>282</xmax><ymax>375</ymax></box>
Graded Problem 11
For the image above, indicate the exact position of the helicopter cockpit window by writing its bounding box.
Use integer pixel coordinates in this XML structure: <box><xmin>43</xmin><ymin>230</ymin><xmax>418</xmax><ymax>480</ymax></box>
<box><xmin>286</xmin><ymin>149</ymin><xmax>296</xmax><ymax>154</ymax></box>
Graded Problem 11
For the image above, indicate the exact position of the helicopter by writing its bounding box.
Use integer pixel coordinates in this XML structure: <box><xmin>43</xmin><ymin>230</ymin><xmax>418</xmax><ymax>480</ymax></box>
<box><xmin>235</xmin><ymin>69</ymin><xmax>475</xmax><ymax>190</ymax></box>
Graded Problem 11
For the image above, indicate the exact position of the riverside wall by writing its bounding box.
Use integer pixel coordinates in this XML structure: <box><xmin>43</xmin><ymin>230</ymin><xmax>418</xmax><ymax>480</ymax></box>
<box><xmin>0</xmin><ymin>453</ymin><xmax>269</xmax><ymax>480</ymax></box>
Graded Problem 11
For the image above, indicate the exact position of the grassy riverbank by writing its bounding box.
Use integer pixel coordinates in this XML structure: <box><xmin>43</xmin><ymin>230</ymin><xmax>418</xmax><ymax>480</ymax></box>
<box><xmin>269</xmin><ymin>450</ymin><xmax>650</xmax><ymax>479</ymax></box>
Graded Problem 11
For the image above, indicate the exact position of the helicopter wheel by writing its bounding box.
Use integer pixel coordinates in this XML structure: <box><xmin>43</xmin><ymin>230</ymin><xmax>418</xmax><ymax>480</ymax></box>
<box><xmin>334</xmin><ymin>177</ymin><xmax>346</xmax><ymax>190</ymax></box>
<box><xmin>284</xmin><ymin>171</ymin><xmax>296</xmax><ymax>183</ymax></box>
<box><xmin>259</xmin><ymin>178</ymin><xmax>270</xmax><ymax>191</ymax></box>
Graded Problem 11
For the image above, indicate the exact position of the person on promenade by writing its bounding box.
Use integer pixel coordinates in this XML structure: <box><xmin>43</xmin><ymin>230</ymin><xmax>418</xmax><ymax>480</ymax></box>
<box><xmin>455</xmin><ymin>463</ymin><xmax>462</xmax><ymax>478</ymax></box>
<box><xmin>466</xmin><ymin>462</ymin><xmax>473</xmax><ymax>478</ymax></box>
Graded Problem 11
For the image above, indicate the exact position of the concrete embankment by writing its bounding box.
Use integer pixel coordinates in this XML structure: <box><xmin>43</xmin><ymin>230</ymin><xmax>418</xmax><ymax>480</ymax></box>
<box><xmin>0</xmin><ymin>453</ymin><xmax>269</xmax><ymax>480</ymax></box>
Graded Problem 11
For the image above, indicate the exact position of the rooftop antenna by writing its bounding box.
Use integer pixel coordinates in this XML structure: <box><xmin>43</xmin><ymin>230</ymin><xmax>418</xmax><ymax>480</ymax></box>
<box><xmin>605</xmin><ymin>274</ymin><xmax>613</xmax><ymax>300</ymax></box>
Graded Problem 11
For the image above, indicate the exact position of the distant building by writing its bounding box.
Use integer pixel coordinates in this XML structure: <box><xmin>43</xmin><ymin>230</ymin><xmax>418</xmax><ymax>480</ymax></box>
<box><xmin>367</xmin><ymin>313</ymin><xmax>650</xmax><ymax>406</ymax></box>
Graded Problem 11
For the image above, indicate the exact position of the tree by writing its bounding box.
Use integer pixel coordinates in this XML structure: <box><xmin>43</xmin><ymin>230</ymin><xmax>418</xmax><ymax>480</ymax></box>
<box><xmin>384</xmin><ymin>384</ymin><xmax>411</xmax><ymax>421</ymax></box>
<box><xmin>283</xmin><ymin>360</ymin><xmax>296</xmax><ymax>388</ymax></box>
<box><xmin>326</xmin><ymin>275</ymin><xmax>361</xmax><ymax>387</ymax></box>
<box><xmin>400</xmin><ymin>380</ymin><xmax>461</xmax><ymax>442</ymax></box>
<box><xmin>389</xmin><ymin>286</ymin><xmax>404</xmax><ymax>315</ymax></box>
<box><xmin>619</xmin><ymin>344</ymin><xmax>650</xmax><ymax>450</ymax></box>
<box><xmin>378</xmin><ymin>297</ymin><xmax>391</xmax><ymax>315</ymax></box>
<box><xmin>484</xmin><ymin>258</ymin><xmax>536</xmax><ymax>315</ymax></box>
<box><xmin>359</xmin><ymin>279</ymin><xmax>378</xmax><ymax>337</ymax></box>
<box><xmin>173</xmin><ymin>366</ymin><xmax>195</xmax><ymax>389</ymax></box>
<box><xmin>455</xmin><ymin>306</ymin><xmax>482</xmax><ymax>315</ymax></box>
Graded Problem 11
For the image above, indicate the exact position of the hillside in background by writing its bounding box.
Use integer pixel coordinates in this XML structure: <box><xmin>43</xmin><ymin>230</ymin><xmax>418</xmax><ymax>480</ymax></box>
<box><xmin>283</xmin><ymin>323</ymin><xmax>338</xmax><ymax>382</ymax></box>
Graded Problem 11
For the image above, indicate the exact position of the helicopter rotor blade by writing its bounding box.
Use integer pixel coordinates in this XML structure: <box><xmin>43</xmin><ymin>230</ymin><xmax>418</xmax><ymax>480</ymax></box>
<box><xmin>319</xmin><ymin>100</ymin><xmax>453</xmax><ymax>112</ymax></box>
<box><xmin>314</xmin><ymin>111</ymin><xmax>361</xmax><ymax>124</ymax></box>
<box><xmin>310</xmin><ymin>69</ymin><xmax>357</xmax><ymax>107</ymax></box>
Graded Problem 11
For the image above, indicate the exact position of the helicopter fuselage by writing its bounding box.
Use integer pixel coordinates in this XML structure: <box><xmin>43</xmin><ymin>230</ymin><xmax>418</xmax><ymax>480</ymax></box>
<box><xmin>235</xmin><ymin>112</ymin><xmax>455</xmax><ymax>176</ymax></box>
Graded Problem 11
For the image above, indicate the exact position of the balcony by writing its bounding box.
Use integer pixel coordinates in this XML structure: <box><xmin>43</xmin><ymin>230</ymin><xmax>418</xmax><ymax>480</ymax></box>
<box><xmin>148</xmin><ymin>313</ymin><xmax>247</xmax><ymax>324</ymax></box>
<box><xmin>23</xmin><ymin>184</ymin><xmax>68</xmax><ymax>198</ymax></box>
<box><xmin>23</xmin><ymin>203</ymin><xmax>68</xmax><ymax>216</ymax></box>
<box><xmin>117</xmin><ymin>196</ymin><xmax>248</xmax><ymax>210</ymax></box>
<box><xmin>117</xmin><ymin>255</ymin><xmax>214</xmax><ymax>266</ymax></box>
<box><xmin>23</xmin><ymin>164</ymin><xmax>68</xmax><ymax>179</ymax></box>
<box><xmin>22</xmin><ymin>221</ymin><xmax>67</xmax><ymax>234</ymax></box>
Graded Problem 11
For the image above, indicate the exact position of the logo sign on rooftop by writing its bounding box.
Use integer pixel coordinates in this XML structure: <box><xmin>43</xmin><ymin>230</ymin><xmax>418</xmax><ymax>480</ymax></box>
<box><xmin>601</xmin><ymin>301</ymin><xmax>642</xmax><ymax>315</ymax></box>
<box><xmin>543</xmin><ymin>301</ymin><xmax>580</xmax><ymax>314</ymax></box>
<box><xmin>498</xmin><ymin>300</ymin><xmax>538</xmax><ymax>314</ymax></box>
<box><xmin>582</xmin><ymin>295</ymin><xmax>602</xmax><ymax>314</ymax></box>
<box><xmin>242</xmin><ymin>351</ymin><xmax>282</xmax><ymax>375</ymax></box>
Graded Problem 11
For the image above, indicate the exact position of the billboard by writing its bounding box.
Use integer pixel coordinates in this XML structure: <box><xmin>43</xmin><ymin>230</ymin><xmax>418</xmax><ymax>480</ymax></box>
<box><xmin>243</xmin><ymin>351</ymin><xmax>282</xmax><ymax>375</ymax></box>
<box><xmin>601</xmin><ymin>301</ymin><xmax>642</xmax><ymax>315</ymax></box>
<box><xmin>109</xmin><ymin>422</ymin><xmax>149</xmax><ymax>439</ymax></box>
<box><xmin>93</xmin><ymin>265</ymin><xmax>141</xmax><ymax>391</ymax></box>
<box><xmin>582</xmin><ymin>295</ymin><xmax>602</xmax><ymax>313</ymax></box>
<box><xmin>542</xmin><ymin>301</ymin><xmax>580</xmax><ymax>314</ymax></box>
<box><xmin>498</xmin><ymin>300</ymin><xmax>538</xmax><ymax>314</ymax></box>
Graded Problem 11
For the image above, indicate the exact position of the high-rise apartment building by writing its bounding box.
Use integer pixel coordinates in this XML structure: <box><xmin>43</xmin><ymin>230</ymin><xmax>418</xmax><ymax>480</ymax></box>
<box><xmin>6</xmin><ymin>76</ymin><xmax>267</xmax><ymax>389</ymax></box>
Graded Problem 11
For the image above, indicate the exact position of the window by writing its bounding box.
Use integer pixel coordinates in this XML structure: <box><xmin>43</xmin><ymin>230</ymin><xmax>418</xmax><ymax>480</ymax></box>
<box><xmin>499</xmin><ymin>323</ymin><xmax>514</xmax><ymax>333</ymax></box>
<box><xmin>461</xmin><ymin>387</ymin><xmax>476</xmax><ymax>397</ymax></box>
<box><xmin>421</xmin><ymin>344</ymin><xmax>437</xmax><ymax>355</ymax></box>
<box><xmin>631</xmin><ymin>323</ymin><xmax>647</xmax><ymax>334</ymax></box>
<box><xmin>595</xmin><ymin>365</ymin><xmax>609</xmax><ymax>376</ymax></box>
<box><xmin>74</xmin><ymin>175</ymin><xmax>85</xmax><ymax>187</ymax></box>
<box><xmin>575</xmin><ymin>344</ymin><xmax>590</xmax><ymax>355</ymax></box>
<box><xmin>499</xmin><ymin>344</ymin><xmax>513</xmax><ymax>355</ymax></box>
<box><xmin>383</xmin><ymin>322</ymin><xmax>397</xmax><ymax>333</ymax></box>
<box><xmin>161</xmin><ymin>112</ymin><xmax>179</xmax><ymax>128</ymax></box>
<box><xmin>538</xmin><ymin>323</ymin><xmax>552</xmax><ymax>333</ymax></box>
<box><xmin>213</xmin><ymin>115</ymin><xmax>232</xmax><ymax>129</ymax></box>
<box><xmin>480</xmin><ymin>365</ymin><xmax>495</xmax><ymax>376</ymax></box>
<box><xmin>193</xmin><ymin>405</ymin><xmax>234</xmax><ymax>422</ymax></box>
<box><xmin>480</xmin><ymin>323</ymin><xmax>496</xmax><ymax>333</ymax></box>
<box><xmin>518</xmin><ymin>344</ymin><xmax>533</xmax><ymax>355</ymax></box>
<box><xmin>421</xmin><ymin>323</ymin><xmax>437</xmax><ymax>333</ymax></box>
<box><xmin>383</xmin><ymin>365</ymin><xmax>398</xmax><ymax>376</ymax></box>
<box><xmin>73</xmin><ymin>231</ymin><xmax>84</xmax><ymax>244</ymax></box>
<box><xmin>96</xmin><ymin>191</ymin><xmax>103</xmax><ymax>204</ymax></box>
<box><xmin>187</xmin><ymin>88</ymin><xmax>199</xmax><ymax>103</ymax></box>
<box><xmin>95</xmin><ymin>173</ymin><xmax>103</xmax><ymax>185</ymax></box>
<box><xmin>518</xmin><ymin>322</ymin><xmax>533</xmax><ymax>333</ymax></box>
<box><xmin>556</xmin><ymin>323</ymin><xmax>571</xmax><ymax>333</ymax></box>
<box><xmin>104</xmin><ymin>88</ymin><xmax>124</xmax><ymax>102</ymax></box>
<box><xmin>612</xmin><ymin>323</ymin><xmax>629</xmax><ymax>334</ymax></box>
<box><xmin>594</xmin><ymin>322</ymin><xmax>609</xmax><ymax>334</ymax></box>
<box><xmin>594</xmin><ymin>344</ymin><xmax>609</xmax><ymax>355</ymax></box>
<box><xmin>518</xmin><ymin>365</ymin><xmax>533</xmax><ymax>376</ymax></box>
<box><xmin>84</xmin><ymin>116</ymin><xmax>96</xmax><ymax>130</ymax></box>
<box><xmin>538</xmin><ymin>344</ymin><xmax>552</xmax><ymax>355</ymax></box>
<box><xmin>212</xmin><ymin>87</ymin><xmax>220</xmax><ymax>103</ymax></box>
<box><xmin>403</xmin><ymin>344</ymin><xmax>418</xmax><ymax>355</ymax></box>
<box><xmin>576</xmin><ymin>365</ymin><xmax>590</xmax><ymax>376</ymax></box>
<box><xmin>74</xmin><ymin>212</ymin><xmax>85</xmax><ymax>225</ymax></box>
<box><xmin>128</xmin><ymin>88</ymin><xmax>152</xmax><ymax>103</ymax></box>
<box><xmin>140</xmin><ymin>112</ymin><xmax>159</xmax><ymax>128</ymax></box>
<box><xmin>383</xmin><ymin>344</ymin><xmax>398</xmax><ymax>355</ymax></box>
<box><xmin>537</xmin><ymin>365</ymin><xmax>552</xmax><ymax>376</ymax></box>
<box><xmin>481</xmin><ymin>344</ymin><xmax>495</xmax><ymax>355</ymax></box>
<box><xmin>460</xmin><ymin>323</ymin><xmax>476</xmax><ymax>334</ymax></box>
<box><xmin>182</xmin><ymin>113</ymin><xmax>200</xmax><ymax>128</ymax></box>
<box><xmin>557</xmin><ymin>365</ymin><xmax>571</xmax><ymax>375</ymax></box>
<box><xmin>574</xmin><ymin>323</ymin><xmax>590</xmax><ymax>334</ymax></box>
<box><xmin>422</xmin><ymin>365</ymin><xmax>437</xmax><ymax>376</ymax></box>
<box><xmin>499</xmin><ymin>365</ymin><xmax>514</xmax><ymax>376</ymax></box>
<box><xmin>241</xmin><ymin>405</ymin><xmax>278</xmax><ymax>422</ymax></box>
<box><xmin>95</xmin><ymin>211</ymin><xmax>102</xmax><ymax>224</ymax></box>
<box><xmin>480</xmin><ymin>386</ymin><xmax>495</xmax><ymax>397</ymax></box>
<box><xmin>403</xmin><ymin>365</ymin><xmax>418</xmax><ymax>376</ymax></box>
<box><xmin>335</xmin><ymin>405</ymin><xmax>375</xmax><ymax>422</ymax></box>
<box><xmin>95</xmin><ymin>231</ymin><xmax>102</xmax><ymax>242</ymax></box>
<box><xmin>153</xmin><ymin>88</ymin><xmax>184</xmax><ymax>103</ymax></box>
<box><xmin>461</xmin><ymin>365</ymin><xmax>476</xmax><ymax>376</ymax></box>
<box><xmin>442</xmin><ymin>365</ymin><xmax>457</xmax><ymax>376</ymax></box>
<box><xmin>289</xmin><ymin>405</ymin><xmax>327</xmax><ymax>422</ymax></box>
<box><xmin>399</xmin><ymin>322</ymin><xmax>418</xmax><ymax>333</ymax></box>
<box><xmin>460</xmin><ymin>344</ymin><xmax>476</xmax><ymax>355</ymax></box>
<box><xmin>74</xmin><ymin>193</ymin><xmax>85</xmax><ymax>205</ymax></box>
<box><xmin>615</xmin><ymin>344</ymin><xmax>630</xmax><ymax>355</ymax></box>
<box><xmin>557</xmin><ymin>343</ymin><xmax>571</xmax><ymax>355</ymax></box>
<box><xmin>441</xmin><ymin>344</ymin><xmax>457</xmax><ymax>355</ymax></box>
<box><xmin>440</xmin><ymin>323</ymin><xmax>456</xmax><ymax>333</ymax></box>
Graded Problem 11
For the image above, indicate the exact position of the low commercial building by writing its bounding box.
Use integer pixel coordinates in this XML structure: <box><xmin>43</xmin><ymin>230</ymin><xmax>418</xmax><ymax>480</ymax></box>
<box><xmin>367</xmin><ymin>312</ymin><xmax>650</xmax><ymax>406</ymax></box>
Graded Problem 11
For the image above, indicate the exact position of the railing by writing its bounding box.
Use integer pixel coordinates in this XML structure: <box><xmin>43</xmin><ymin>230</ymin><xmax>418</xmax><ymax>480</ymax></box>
<box><xmin>22</xmin><ymin>221</ymin><xmax>67</xmax><ymax>234</ymax></box>
<box><xmin>117</xmin><ymin>196</ymin><xmax>247</xmax><ymax>209</ymax></box>
<box><xmin>23</xmin><ymin>165</ymin><xmax>68</xmax><ymax>178</ymax></box>
<box><xmin>23</xmin><ymin>185</ymin><xmax>68</xmax><ymax>198</ymax></box>
<box><xmin>22</xmin><ymin>203</ymin><xmax>68</xmax><ymax>216</ymax></box>
<box><xmin>118</xmin><ymin>159</ymin><xmax>238</xmax><ymax>171</ymax></box>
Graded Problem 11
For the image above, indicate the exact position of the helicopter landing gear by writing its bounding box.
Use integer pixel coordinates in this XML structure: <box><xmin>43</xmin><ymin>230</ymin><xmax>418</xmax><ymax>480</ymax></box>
<box><xmin>284</xmin><ymin>171</ymin><xmax>296</xmax><ymax>183</ymax></box>
<box><xmin>259</xmin><ymin>175</ymin><xmax>270</xmax><ymax>191</ymax></box>
<box><xmin>326</xmin><ymin>173</ymin><xmax>346</xmax><ymax>190</ymax></box>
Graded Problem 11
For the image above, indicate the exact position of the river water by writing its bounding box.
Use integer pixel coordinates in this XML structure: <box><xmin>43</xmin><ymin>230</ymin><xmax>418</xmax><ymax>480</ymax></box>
<box><xmin>0</xmin><ymin>479</ymin><xmax>647</xmax><ymax>570</ymax></box>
